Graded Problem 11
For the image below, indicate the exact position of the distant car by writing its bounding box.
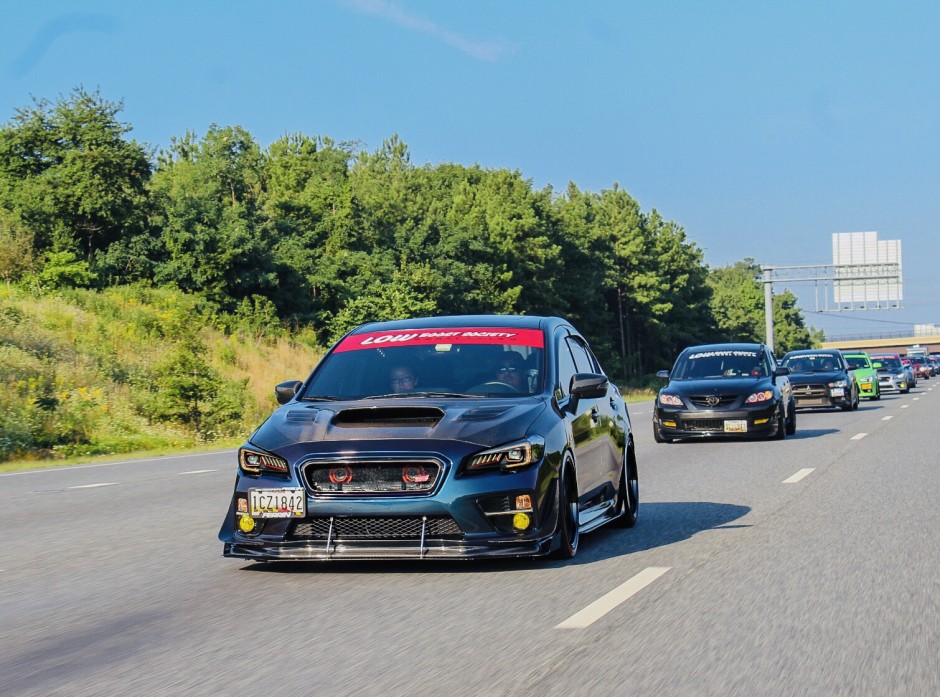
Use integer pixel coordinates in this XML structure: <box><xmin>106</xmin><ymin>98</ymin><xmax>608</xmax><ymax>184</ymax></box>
<box><xmin>909</xmin><ymin>355</ymin><xmax>932</xmax><ymax>380</ymax></box>
<box><xmin>653</xmin><ymin>342</ymin><xmax>795</xmax><ymax>442</ymax></box>
<box><xmin>900</xmin><ymin>358</ymin><xmax>919</xmax><ymax>388</ymax></box>
<box><xmin>218</xmin><ymin>314</ymin><xmax>637</xmax><ymax>562</ymax></box>
<box><xmin>779</xmin><ymin>349</ymin><xmax>859</xmax><ymax>411</ymax></box>
<box><xmin>841</xmin><ymin>351</ymin><xmax>880</xmax><ymax>400</ymax></box>
<box><xmin>869</xmin><ymin>353</ymin><xmax>912</xmax><ymax>394</ymax></box>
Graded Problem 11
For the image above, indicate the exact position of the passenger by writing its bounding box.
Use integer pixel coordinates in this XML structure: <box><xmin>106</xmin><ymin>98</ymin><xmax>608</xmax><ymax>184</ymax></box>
<box><xmin>494</xmin><ymin>351</ymin><xmax>527</xmax><ymax>391</ymax></box>
<box><xmin>389</xmin><ymin>365</ymin><xmax>418</xmax><ymax>392</ymax></box>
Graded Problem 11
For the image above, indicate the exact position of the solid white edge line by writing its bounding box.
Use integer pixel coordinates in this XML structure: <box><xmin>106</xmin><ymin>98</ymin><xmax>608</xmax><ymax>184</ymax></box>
<box><xmin>783</xmin><ymin>468</ymin><xmax>815</xmax><ymax>484</ymax></box>
<box><xmin>69</xmin><ymin>482</ymin><xmax>117</xmax><ymax>489</ymax></box>
<box><xmin>180</xmin><ymin>469</ymin><xmax>219</xmax><ymax>475</ymax></box>
<box><xmin>556</xmin><ymin>567</ymin><xmax>670</xmax><ymax>629</ymax></box>
<box><xmin>851</xmin><ymin>433</ymin><xmax>868</xmax><ymax>440</ymax></box>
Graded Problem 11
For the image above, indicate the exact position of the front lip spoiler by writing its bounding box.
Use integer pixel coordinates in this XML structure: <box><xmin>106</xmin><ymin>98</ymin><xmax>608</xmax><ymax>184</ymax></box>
<box><xmin>223</xmin><ymin>535</ymin><xmax>553</xmax><ymax>561</ymax></box>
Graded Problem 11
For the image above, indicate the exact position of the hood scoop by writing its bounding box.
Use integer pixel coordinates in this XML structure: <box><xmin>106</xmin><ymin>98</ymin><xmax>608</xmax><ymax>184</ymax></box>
<box><xmin>286</xmin><ymin>408</ymin><xmax>320</xmax><ymax>422</ymax></box>
<box><xmin>458</xmin><ymin>405</ymin><xmax>514</xmax><ymax>421</ymax></box>
<box><xmin>333</xmin><ymin>406</ymin><xmax>445</xmax><ymax>428</ymax></box>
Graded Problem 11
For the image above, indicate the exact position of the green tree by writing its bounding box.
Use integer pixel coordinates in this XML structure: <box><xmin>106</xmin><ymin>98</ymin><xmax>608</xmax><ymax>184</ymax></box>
<box><xmin>0</xmin><ymin>87</ymin><xmax>152</xmax><ymax>273</ymax></box>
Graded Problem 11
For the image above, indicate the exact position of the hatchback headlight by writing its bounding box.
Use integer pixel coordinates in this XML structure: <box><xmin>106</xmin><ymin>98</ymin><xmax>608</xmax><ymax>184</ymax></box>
<box><xmin>745</xmin><ymin>390</ymin><xmax>773</xmax><ymax>403</ymax></box>
<box><xmin>239</xmin><ymin>447</ymin><xmax>289</xmax><ymax>475</ymax></box>
<box><xmin>659</xmin><ymin>393</ymin><xmax>683</xmax><ymax>407</ymax></box>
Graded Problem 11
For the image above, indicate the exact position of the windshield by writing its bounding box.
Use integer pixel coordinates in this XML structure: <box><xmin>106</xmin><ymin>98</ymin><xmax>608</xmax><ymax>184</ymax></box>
<box><xmin>844</xmin><ymin>356</ymin><xmax>870</xmax><ymax>370</ymax></box>
<box><xmin>302</xmin><ymin>326</ymin><xmax>545</xmax><ymax>400</ymax></box>
<box><xmin>874</xmin><ymin>357</ymin><xmax>902</xmax><ymax>370</ymax></box>
<box><xmin>781</xmin><ymin>353</ymin><xmax>842</xmax><ymax>373</ymax></box>
<box><xmin>670</xmin><ymin>348</ymin><xmax>769</xmax><ymax>379</ymax></box>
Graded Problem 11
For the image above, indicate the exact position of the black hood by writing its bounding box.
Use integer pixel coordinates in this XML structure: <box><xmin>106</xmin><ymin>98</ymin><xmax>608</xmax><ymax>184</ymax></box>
<box><xmin>787</xmin><ymin>370</ymin><xmax>847</xmax><ymax>385</ymax></box>
<box><xmin>249</xmin><ymin>398</ymin><xmax>548</xmax><ymax>458</ymax></box>
<box><xmin>663</xmin><ymin>376</ymin><xmax>777</xmax><ymax>397</ymax></box>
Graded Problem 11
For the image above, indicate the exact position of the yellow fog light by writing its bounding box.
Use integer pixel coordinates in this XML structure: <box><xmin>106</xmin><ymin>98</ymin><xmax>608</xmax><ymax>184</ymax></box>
<box><xmin>754</xmin><ymin>417</ymin><xmax>769</xmax><ymax>425</ymax></box>
<box><xmin>238</xmin><ymin>515</ymin><xmax>256</xmax><ymax>533</ymax></box>
<box><xmin>512</xmin><ymin>512</ymin><xmax>531</xmax><ymax>531</ymax></box>
<box><xmin>663</xmin><ymin>420</ymin><xmax>677</xmax><ymax>428</ymax></box>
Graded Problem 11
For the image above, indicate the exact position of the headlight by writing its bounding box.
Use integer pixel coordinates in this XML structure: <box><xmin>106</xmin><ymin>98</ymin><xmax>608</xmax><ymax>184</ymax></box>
<box><xmin>465</xmin><ymin>436</ymin><xmax>545</xmax><ymax>471</ymax></box>
<box><xmin>239</xmin><ymin>447</ymin><xmax>289</xmax><ymax>475</ymax></box>
<box><xmin>745</xmin><ymin>390</ymin><xmax>773</xmax><ymax>403</ymax></box>
<box><xmin>828</xmin><ymin>379</ymin><xmax>848</xmax><ymax>388</ymax></box>
<box><xmin>659</xmin><ymin>393</ymin><xmax>683</xmax><ymax>407</ymax></box>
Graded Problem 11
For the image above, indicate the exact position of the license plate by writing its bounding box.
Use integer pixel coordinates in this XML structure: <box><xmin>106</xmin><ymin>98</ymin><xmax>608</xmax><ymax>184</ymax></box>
<box><xmin>724</xmin><ymin>420</ymin><xmax>747</xmax><ymax>433</ymax></box>
<box><xmin>830</xmin><ymin>388</ymin><xmax>844</xmax><ymax>397</ymax></box>
<box><xmin>249</xmin><ymin>488</ymin><xmax>306</xmax><ymax>518</ymax></box>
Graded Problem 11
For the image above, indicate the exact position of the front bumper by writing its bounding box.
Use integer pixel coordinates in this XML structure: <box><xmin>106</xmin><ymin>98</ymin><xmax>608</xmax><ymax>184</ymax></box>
<box><xmin>857</xmin><ymin>380</ymin><xmax>878</xmax><ymax>398</ymax></box>
<box><xmin>790</xmin><ymin>384</ymin><xmax>851</xmax><ymax>409</ymax></box>
<box><xmin>877</xmin><ymin>375</ymin><xmax>906</xmax><ymax>392</ymax></box>
<box><xmin>653</xmin><ymin>403</ymin><xmax>780</xmax><ymax>439</ymax></box>
<box><xmin>220</xmin><ymin>463</ymin><xmax>561</xmax><ymax>561</ymax></box>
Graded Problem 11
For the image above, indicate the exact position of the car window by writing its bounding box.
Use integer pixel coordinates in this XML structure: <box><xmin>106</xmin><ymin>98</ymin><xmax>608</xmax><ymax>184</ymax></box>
<box><xmin>566</xmin><ymin>336</ymin><xmax>596</xmax><ymax>374</ymax></box>
<box><xmin>672</xmin><ymin>348</ymin><xmax>765</xmax><ymax>379</ymax></box>
<box><xmin>555</xmin><ymin>333</ymin><xmax>578</xmax><ymax>399</ymax></box>
<box><xmin>302</xmin><ymin>325</ymin><xmax>546</xmax><ymax>399</ymax></box>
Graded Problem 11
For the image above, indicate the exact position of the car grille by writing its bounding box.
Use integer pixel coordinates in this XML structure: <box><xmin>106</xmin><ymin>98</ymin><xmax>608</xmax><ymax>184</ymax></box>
<box><xmin>302</xmin><ymin>458</ymin><xmax>444</xmax><ymax>495</ymax></box>
<box><xmin>687</xmin><ymin>395</ymin><xmax>738</xmax><ymax>408</ymax></box>
<box><xmin>289</xmin><ymin>516</ymin><xmax>463</xmax><ymax>539</ymax></box>
<box><xmin>683</xmin><ymin>419</ymin><xmax>726</xmax><ymax>431</ymax></box>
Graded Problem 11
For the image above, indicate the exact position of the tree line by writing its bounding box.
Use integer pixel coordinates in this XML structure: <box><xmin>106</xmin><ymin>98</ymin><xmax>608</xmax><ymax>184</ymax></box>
<box><xmin>0</xmin><ymin>87</ymin><xmax>820</xmax><ymax>381</ymax></box>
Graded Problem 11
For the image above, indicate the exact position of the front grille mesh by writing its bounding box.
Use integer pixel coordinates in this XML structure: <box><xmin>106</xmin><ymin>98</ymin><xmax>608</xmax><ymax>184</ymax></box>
<box><xmin>683</xmin><ymin>419</ymin><xmax>726</xmax><ymax>431</ymax></box>
<box><xmin>290</xmin><ymin>516</ymin><xmax>463</xmax><ymax>539</ymax></box>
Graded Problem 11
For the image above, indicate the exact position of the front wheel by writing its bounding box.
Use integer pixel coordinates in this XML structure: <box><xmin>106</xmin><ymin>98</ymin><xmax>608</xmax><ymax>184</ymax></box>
<box><xmin>612</xmin><ymin>446</ymin><xmax>638</xmax><ymax>528</ymax></box>
<box><xmin>551</xmin><ymin>463</ymin><xmax>580</xmax><ymax>559</ymax></box>
<box><xmin>785</xmin><ymin>400</ymin><xmax>797</xmax><ymax>435</ymax></box>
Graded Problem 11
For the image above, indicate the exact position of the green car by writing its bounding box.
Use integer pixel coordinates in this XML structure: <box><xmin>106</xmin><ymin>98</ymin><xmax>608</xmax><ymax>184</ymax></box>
<box><xmin>843</xmin><ymin>351</ymin><xmax>881</xmax><ymax>400</ymax></box>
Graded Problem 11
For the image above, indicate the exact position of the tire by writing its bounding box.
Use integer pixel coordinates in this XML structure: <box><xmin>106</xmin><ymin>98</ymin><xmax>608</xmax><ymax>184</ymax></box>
<box><xmin>551</xmin><ymin>462</ymin><xmax>580</xmax><ymax>559</ymax></box>
<box><xmin>773</xmin><ymin>404</ymin><xmax>786</xmax><ymax>440</ymax></box>
<box><xmin>785</xmin><ymin>400</ymin><xmax>797</xmax><ymax>435</ymax></box>
<box><xmin>653</xmin><ymin>421</ymin><xmax>672</xmax><ymax>443</ymax></box>
<box><xmin>853</xmin><ymin>388</ymin><xmax>860</xmax><ymax>409</ymax></box>
<box><xmin>612</xmin><ymin>446</ymin><xmax>638</xmax><ymax>528</ymax></box>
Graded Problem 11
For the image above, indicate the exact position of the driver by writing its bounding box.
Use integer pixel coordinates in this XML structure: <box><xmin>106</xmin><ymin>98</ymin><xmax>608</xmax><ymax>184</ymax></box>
<box><xmin>494</xmin><ymin>351</ymin><xmax>526</xmax><ymax>391</ymax></box>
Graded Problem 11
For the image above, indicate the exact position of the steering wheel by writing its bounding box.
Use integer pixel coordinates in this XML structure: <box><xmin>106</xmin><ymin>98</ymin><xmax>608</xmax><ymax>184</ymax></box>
<box><xmin>469</xmin><ymin>381</ymin><xmax>519</xmax><ymax>393</ymax></box>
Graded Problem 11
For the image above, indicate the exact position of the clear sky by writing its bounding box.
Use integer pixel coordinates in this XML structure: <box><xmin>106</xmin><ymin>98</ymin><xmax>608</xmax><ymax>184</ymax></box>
<box><xmin>2</xmin><ymin>0</ymin><xmax>938</xmax><ymax>340</ymax></box>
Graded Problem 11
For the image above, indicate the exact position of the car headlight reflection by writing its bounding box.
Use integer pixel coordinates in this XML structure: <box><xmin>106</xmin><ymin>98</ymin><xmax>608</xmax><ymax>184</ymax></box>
<box><xmin>745</xmin><ymin>390</ymin><xmax>773</xmax><ymax>403</ymax></box>
<box><xmin>466</xmin><ymin>436</ymin><xmax>545</xmax><ymax>471</ymax></box>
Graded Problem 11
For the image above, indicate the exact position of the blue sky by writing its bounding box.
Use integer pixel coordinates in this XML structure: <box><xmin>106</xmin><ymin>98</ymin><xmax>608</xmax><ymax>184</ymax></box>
<box><xmin>3</xmin><ymin>0</ymin><xmax>938</xmax><ymax>340</ymax></box>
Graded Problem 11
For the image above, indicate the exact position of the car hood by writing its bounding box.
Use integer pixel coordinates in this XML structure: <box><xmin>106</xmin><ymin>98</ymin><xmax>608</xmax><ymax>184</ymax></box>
<box><xmin>787</xmin><ymin>370</ymin><xmax>847</xmax><ymax>384</ymax></box>
<box><xmin>249</xmin><ymin>398</ymin><xmax>548</xmax><ymax>459</ymax></box>
<box><xmin>663</xmin><ymin>377</ymin><xmax>777</xmax><ymax>396</ymax></box>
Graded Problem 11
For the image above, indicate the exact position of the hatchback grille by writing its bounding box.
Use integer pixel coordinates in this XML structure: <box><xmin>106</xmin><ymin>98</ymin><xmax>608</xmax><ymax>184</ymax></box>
<box><xmin>684</xmin><ymin>419</ymin><xmax>726</xmax><ymax>431</ymax></box>
<box><xmin>688</xmin><ymin>395</ymin><xmax>738</xmax><ymax>408</ymax></box>
<box><xmin>290</xmin><ymin>516</ymin><xmax>463</xmax><ymax>539</ymax></box>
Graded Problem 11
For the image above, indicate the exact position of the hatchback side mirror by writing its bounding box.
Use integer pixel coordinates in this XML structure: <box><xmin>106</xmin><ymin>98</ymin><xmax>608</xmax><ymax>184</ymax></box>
<box><xmin>656</xmin><ymin>370</ymin><xmax>670</xmax><ymax>379</ymax></box>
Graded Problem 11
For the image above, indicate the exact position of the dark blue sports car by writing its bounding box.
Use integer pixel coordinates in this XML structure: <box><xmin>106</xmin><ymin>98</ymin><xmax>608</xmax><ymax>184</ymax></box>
<box><xmin>219</xmin><ymin>315</ymin><xmax>638</xmax><ymax>561</ymax></box>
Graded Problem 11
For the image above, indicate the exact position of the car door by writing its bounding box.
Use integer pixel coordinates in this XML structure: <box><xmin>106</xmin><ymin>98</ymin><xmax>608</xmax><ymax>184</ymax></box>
<box><xmin>555</xmin><ymin>330</ymin><xmax>611</xmax><ymax>507</ymax></box>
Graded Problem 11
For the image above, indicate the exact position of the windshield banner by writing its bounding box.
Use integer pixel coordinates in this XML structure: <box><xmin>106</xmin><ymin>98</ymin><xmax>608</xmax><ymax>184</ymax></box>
<box><xmin>334</xmin><ymin>327</ymin><xmax>545</xmax><ymax>353</ymax></box>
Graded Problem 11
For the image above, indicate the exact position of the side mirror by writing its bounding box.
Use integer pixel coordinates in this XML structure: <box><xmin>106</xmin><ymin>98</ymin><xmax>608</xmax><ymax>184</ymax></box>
<box><xmin>773</xmin><ymin>366</ymin><xmax>790</xmax><ymax>376</ymax></box>
<box><xmin>656</xmin><ymin>370</ymin><xmax>670</xmax><ymax>379</ymax></box>
<box><xmin>275</xmin><ymin>380</ymin><xmax>304</xmax><ymax>405</ymax></box>
<box><xmin>872</xmin><ymin>361</ymin><xmax>883</xmax><ymax>369</ymax></box>
<box><xmin>569</xmin><ymin>373</ymin><xmax>609</xmax><ymax>402</ymax></box>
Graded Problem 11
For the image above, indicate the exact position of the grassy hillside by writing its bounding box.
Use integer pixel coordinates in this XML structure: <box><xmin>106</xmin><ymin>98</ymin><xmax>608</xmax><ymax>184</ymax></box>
<box><xmin>0</xmin><ymin>283</ymin><xmax>322</xmax><ymax>466</ymax></box>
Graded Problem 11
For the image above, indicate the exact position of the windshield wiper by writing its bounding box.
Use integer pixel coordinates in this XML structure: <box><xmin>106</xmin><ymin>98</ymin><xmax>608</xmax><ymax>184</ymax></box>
<box><xmin>302</xmin><ymin>395</ymin><xmax>344</xmax><ymax>401</ymax></box>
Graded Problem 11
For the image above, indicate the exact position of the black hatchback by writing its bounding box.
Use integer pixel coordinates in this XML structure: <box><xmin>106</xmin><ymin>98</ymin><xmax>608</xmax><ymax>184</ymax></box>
<box><xmin>653</xmin><ymin>343</ymin><xmax>795</xmax><ymax>442</ymax></box>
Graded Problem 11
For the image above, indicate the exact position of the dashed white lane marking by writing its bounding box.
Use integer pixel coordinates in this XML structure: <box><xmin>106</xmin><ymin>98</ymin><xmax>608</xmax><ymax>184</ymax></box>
<box><xmin>851</xmin><ymin>433</ymin><xmax>868</xmax><ymax>441</ymax></box>
<box><xmin>783</xmin><ymin>468</ymin><xmax>815</xmax><ymax>484</ymax></box>
<box><xmin>882</xmin><ymin>415</ymin><xmax>894</xmax><ymax>421</ymax></box>
<box><xmin>69</xmin><ymin>482</ymin><xmax>117</xmax><ymax>489</ymax></box>
<box><xmin>901</xmin><ymin>404</ymin><xmax>910</xmax><ymax>409</ymax></box>
<box><xmin>913</xmin><ymin>397</ymin><xmax>920</xmax><ymax>401</ymax></box>
<box><xmin>180</xmin><ymin>469</ymin><xmax>219</xmax><ymax>475</ymax></box>
<box><xmin>556</xmin><ymin>567</ymin><xmax>671</xmax><ymax>629</ymax></box>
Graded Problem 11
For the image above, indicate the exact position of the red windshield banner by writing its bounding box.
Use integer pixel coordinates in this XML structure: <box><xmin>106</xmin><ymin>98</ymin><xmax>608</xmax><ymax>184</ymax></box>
<box><xmin>334</xmin><ymin>327</ymin><xmax>545</xmax><ymax>353</ymax></box>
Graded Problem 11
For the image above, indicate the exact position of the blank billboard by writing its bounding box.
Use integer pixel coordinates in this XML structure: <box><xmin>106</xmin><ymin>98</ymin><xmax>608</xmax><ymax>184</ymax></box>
<box><xmin>832</xmin><ymin>231</ymin><xmax>902</xmax><ymax>307</ymax></box>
